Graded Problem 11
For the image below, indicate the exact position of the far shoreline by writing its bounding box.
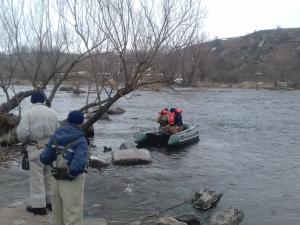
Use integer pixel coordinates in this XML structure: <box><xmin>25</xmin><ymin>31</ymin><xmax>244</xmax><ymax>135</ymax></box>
<box><xmin>12</xmin><ymin>79</ymin><xmax>300</xmax><ymax>91</ymax></box>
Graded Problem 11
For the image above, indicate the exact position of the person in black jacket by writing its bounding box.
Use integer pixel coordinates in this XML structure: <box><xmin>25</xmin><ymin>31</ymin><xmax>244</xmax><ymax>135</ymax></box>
<box><xmin>167</xmin><ymin>108</ymin><xmax>184</xmax><ymax>134</ymax></box>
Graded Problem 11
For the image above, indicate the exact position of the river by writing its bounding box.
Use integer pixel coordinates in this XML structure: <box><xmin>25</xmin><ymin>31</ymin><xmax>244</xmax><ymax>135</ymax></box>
<box><xmin>0</xmin><ymin>86</ymin><xmax>300</xmax><ymax>225</ymax></box>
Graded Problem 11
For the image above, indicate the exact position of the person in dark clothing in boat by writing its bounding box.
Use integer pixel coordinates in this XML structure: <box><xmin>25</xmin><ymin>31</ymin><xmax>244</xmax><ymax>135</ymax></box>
<box><xmin>166</xmin><ymin>108</ymin><xmax>184</xmax><ymax>134</ymax></box>
<box><xmin>156</xmin><ymin>108</ymin><xmax>170</xmax><ymax>131</ymax></box>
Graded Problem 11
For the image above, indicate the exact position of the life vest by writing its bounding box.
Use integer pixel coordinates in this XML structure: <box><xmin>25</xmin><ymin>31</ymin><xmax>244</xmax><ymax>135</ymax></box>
<box><xmin>168</xmin><ymin>108</ymin><xmax>183</xmax><ymax>126</ymax></box>
<box><xmin>158</xmin><ymin>108</ymin><xmax>170</xmax><ymax>127</ymax></box>
<box><xmin>169</xmin><ymin>112</ymin><xmax>175</xmax><ymax>125</ymax></box>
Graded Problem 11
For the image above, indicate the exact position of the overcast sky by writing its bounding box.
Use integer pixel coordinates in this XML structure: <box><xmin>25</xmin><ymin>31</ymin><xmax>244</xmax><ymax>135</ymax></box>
<box><xmin>202</xmin><ymin>0</ymin><xmax>300</xmax><ymax>39</ymax></box>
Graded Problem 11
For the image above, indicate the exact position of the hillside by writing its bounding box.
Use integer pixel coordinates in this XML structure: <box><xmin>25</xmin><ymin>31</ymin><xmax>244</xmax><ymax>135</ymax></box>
<box><xmin>193</xmin><ymin>28</ymin><xmax>300</xmax><ymax>88</ymax></box>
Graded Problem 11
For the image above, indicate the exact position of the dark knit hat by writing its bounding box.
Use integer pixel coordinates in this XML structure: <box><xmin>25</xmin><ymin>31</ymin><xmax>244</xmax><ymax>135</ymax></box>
<box><xmin>68</xmin><ymin>110</ymin><xmax>84</xmax><ymax>125</ymax></box>
<box><xmin>31</xmin><ymin>91</ymin><xmax>46</xmax><ymax>104</ymax></box>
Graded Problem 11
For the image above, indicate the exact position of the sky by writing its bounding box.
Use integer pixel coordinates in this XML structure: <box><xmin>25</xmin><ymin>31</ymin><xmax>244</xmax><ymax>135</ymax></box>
<box><xmin>202</xmin><ymin>0</ymin><xmax>300</xmax><ymax>39</ymax></box>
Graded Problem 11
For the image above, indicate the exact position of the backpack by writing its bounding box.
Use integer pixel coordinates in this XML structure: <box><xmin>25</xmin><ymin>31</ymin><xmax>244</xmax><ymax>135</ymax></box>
<box><xmin>51</xmin><ymin>138</ymin><xmax>79</xmax><ymax>170</ymax></box>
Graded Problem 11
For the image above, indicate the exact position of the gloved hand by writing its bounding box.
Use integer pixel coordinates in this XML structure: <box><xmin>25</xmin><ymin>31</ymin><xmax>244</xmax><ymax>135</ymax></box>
<box><xmin>53</xmin><ymin>168</ymin><xmax>68</xmax><ymax>180</ymax></box>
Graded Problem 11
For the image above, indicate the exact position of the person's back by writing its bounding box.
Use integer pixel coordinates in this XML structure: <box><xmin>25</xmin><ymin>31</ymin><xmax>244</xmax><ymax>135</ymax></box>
<box><xmin>174</xmin><ymin>109</ymin><xmax>183</xmax><ymax>127</ymax></box>
<box><xmin>16</xmin><ymin>91</ymin><xmax>59</xmax><ymax>215</ymax></box>
<box><xmin>40</xmin><ymin>110</ymin><xmax>88</xmax><ymax>225</ymax></box>
<box><xmin>167</xmin><ymin>108</ymin><xmax>184</xmax><ymax>134</ymax></box>
<box><xmin>157</xmin><ymin>108</ymin><xmax>170</xmax><ymax>129</ymax></box>
<box><xmin>41</xmin><ymin>123</ymin><xmax>88</xmax><ymax>177</ymax></box>
<box><xmin>17</xmin><ymin>103</ymin><xmax>58</xmax><ymax>147</ymax></box>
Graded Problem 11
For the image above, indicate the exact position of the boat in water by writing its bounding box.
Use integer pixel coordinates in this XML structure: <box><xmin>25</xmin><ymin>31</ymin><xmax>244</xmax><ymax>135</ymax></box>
<box><xmin>134</xmin><ymin>124</ymin><xmax>199</xmax><ymax>147</ymax></box>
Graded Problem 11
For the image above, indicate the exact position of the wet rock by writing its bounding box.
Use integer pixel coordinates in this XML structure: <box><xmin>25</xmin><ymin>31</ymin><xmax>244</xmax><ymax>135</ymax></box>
<box><xmin>59</xmin><ymin>86</ymin><xmax>74</xmax><ymax>92</ymax></box>
<box><xmin>85</xmin><ymin>112</ymin><xmax>110</xmax><ymax>121</ymax></box>
<box><xmin>119</xmin><ymin>142</ymin><xmax>137</xmax><ymax>150</ymax></box>
<box><xmin>89</xmin><ymin>154</ymin><xmax>110</xmax><ymax>168</ymax></box>
<box><xmin>73</xmin><ymin>88</ymin><xmax>87</xmax><ymax>94</ymax></box>
<box><xmin>175</xmin><ymin>214</ymin><xmax>201</xmax><ymax>225</ymax></box>
<box><xmin>209</xmin><ymin>208</ymin><xmax>244</xmax><ymax>225</ymax></box>
<box><xmin>112</xmin><ymin>149</ymin><xmax>152</xmax><ymax>165</ymax></box>
<box><xmin>103</xmin><ymin>146</ymin><xmax>112</xmax><ymax>153</ymax></box>
<box><xmin>107</xmin><ymin>106</ymin><xmax>126</xmax><ymax>115</ymax></box>
<box><xmin>192</xmin><ymin>190</ymin><xmax>222</xmax><ymax>210</ymax></box>
<box><xmin>157</xmin><ymin>217</ymin><xmax>187</xmax><ymax>225</ymax></box>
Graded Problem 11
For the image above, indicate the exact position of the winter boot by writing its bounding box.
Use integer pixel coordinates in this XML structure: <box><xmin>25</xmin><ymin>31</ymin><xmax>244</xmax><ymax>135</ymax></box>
<box><xmin>26</xmin><ymin>206</ymin><xmax>47</xmax><ymax>215</ymax></box>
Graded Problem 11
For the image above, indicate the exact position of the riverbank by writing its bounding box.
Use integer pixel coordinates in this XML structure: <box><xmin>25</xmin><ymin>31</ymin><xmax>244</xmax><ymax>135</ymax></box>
<box><xmin>12</xmin><ymin>79</ymin><xmax>300</xmax><ymax>90</ymax></box>
<box><xmin>0</xmin><ymin>200</ymin><xmax>107</xmax><ymax>225</ymax></box>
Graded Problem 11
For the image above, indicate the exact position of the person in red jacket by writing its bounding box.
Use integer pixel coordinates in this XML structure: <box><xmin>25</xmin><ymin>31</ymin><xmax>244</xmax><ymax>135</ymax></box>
<box><xmin>156</xmin><ymin>108</ymin><xmax>170</xmax><ymax>131</ymax></box>
<box><xmin>167</xmin><ymin>108</ymin><xmax>184</xmax><ymax>134</ymax></box>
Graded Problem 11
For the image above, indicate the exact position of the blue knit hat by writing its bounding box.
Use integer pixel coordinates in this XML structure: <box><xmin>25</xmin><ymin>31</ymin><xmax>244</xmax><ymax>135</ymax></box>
<box><xmin>31</xmin><ymin>91</ymin><xmax>45</xmax><ymax>104</ymax></box>
<box><xmin>68</xmin><ymin>110</ymin><xmax>84</xmax><ymax>125</ymax></box>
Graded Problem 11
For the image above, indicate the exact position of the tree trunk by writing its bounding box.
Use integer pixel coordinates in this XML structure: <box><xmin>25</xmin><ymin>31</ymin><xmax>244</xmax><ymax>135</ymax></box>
<box><xmin>82</xmin><ymin>86</ymin><xmax>133</xmax><ymax>130</ymax></box>
<box><xmin>0</xmin><ymin>90</ymin><xmax>34</xmax><ymax>113</ymax></box>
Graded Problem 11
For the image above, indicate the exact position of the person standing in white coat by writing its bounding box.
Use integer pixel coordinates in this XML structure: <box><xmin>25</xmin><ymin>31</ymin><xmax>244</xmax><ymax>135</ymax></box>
<box><xmin>17</xmin><ymin>91</ymin><xmax>59</xmax><ymax>215</ymax></box>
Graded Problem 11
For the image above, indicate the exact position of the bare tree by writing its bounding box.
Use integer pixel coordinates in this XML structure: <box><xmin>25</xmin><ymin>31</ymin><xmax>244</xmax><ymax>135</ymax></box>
<box><xmin>176</xmin><ymin>33</ymin><xmax>209</xmax><ymax>86</ymax></box>
<box><xmin>61</xmin><ymin>0</ymin><xmax>206</xmax><ymax>129</ymax></box>
<box><xmin>0</xmin><ymin>0</ymin><xmax>206</xmax><ymax>139</ymax></box>
<box><xmin>0</xmin><ymin>0</ymin><xmax>97</xmax><ymax>112</ymax></box>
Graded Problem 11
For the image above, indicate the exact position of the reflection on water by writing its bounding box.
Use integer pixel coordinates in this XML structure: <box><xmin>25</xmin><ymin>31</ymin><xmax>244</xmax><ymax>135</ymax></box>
<box><xmin>1</xmin><ymin>87</ymin><xmax>300</xmax><ymax>225</ymax></box>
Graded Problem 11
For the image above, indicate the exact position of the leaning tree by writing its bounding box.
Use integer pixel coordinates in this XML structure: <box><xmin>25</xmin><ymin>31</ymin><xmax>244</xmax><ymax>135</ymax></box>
<box><xmin>62</xmin><ymin>0</ymin><xmax>207</xmax><ymax>129</ymax></box>
<box><xmin>0</xmin><ymin>0</ymin><xmax>206</xmax><ymax>142</ymax></box>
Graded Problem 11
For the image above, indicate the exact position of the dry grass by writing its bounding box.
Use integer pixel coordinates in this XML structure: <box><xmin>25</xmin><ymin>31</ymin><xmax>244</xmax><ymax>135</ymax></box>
<box><xmin>0</xmin><ymin>146</ymin><xmax>18</xmax><ymax>163</ymax></box>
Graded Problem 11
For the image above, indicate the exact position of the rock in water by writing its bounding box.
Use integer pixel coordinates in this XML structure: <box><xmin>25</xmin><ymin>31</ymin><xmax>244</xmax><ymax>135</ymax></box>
<box><xmin>175</xmin><ymin>214</ymin><xmax>201</xmax><ymax>225</ymax></box>
<box><xmin>119</xmin><ymin>142</ymin><xmax>137</xmax><ymax>150</ymax></box>
<box><xmin>158</xmin><ymin>217</ymin><xmax>188</xmax><ymax>225</ymax></box>
<box><xmin>59</xmin><ymin>86</ymin><xmax>74</xmax><ymax>92</ymax></box>
<box><xmin>89</xmin><ymin>155</ymin><xmax>110</xmax><ymax>168</ymax></box>
<box><xmin>192</xmin><ymin>190</ymin><xmax>222</xmax><ymax>210</ymax></box>
<box><xmin>112</xmin><ymin>149</ymin><xmax>152</xmax><ymax>165</ymax></box>
<box><xmin>107</xmin><ymin>106</ymin><xmax>126</xmax><ymax>115</ymax></box>
<box><xmin>209</xmin><ymin>208</ymin><xmax>244</xmax><ymax>225</ymax></box>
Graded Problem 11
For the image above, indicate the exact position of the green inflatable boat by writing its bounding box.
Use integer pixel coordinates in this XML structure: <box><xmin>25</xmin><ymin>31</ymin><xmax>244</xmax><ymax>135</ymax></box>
<box><xmin>134</xmin><ymin>124</ymin><xmax>199</xmax><ymax>147</ymax></box>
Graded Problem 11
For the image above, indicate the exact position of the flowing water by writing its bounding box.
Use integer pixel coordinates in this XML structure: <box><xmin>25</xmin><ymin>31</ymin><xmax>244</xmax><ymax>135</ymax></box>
<box><xmin>1</xmin><ymin>86</ymin><xmax>300</xmax><ymax>225</ymax></box>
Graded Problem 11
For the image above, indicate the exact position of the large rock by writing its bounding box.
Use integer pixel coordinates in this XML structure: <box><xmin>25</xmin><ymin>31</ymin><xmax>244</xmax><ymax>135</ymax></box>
<box><xmin>157</xmin><ymin>217</ymin><xmax>187</xmax><ymax>225</ymax></box>
<box><xmin>73</xmin><ymin>88</ymin><xmax>87</xmax><ymax>94</ymax></box>
<box><xmin>192</xmin><ymin>190</ymin><xmax>222</xmax><ymax>210</ymax></box>
<box><xmin>112</xmin><ymin>149</ymin><xmax>152</xmax><ymax>165</ymax></box>
<box><xmin>119</xmin><ymin>142</ymin><xmax>137</xmax><ymax>150</ymax></box>
<box><xmin>175</xmin><ymin>214</ymin><xmax>201</xmax><ymax>225</ymax></box>
<box><xmin>209</xmin><ymin>208</ymin><xmax>244</xmax><ymax>225</ymax></box>
<box><xmin>107</xmin><ymin>106</ymin><xmax>126</xmax><ymax>115</ymax></box>
<box><xmin>89</xmin><ymin>154</ymin><xmax>111</xmax><ymax>169</ymax></box>
<box><xmin>59</xmin><ymin>86</ymin><xmax>74</xmax><ymax>92</ymax></box>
